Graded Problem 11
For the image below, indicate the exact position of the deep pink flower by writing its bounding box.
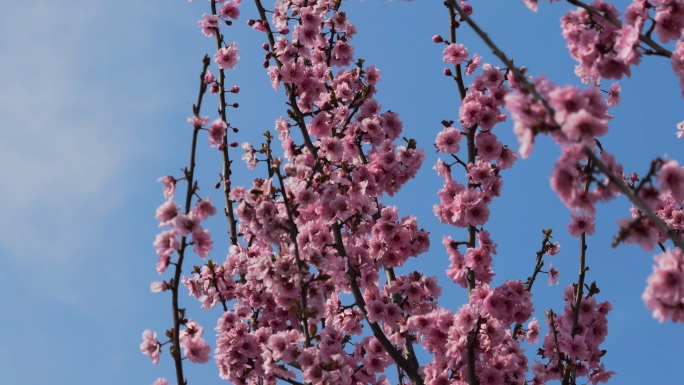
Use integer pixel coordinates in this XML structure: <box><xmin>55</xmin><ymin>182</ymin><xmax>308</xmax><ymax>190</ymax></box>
<box><xmin>219</xmin><ymin>1</ymin><xmax>240</xmax><ymax>19</ymax></box>
<box><xmin>443</xmin><ymin>43</ymin><xmax>469</xmax><ymax>66</ymax></box>
<box><xmin>606</xmin><ymin>83</ymin><xmax>621</xmax><ymax>107</ymax></box>
<box><xmin>208</xmin><ymin>119</ymin><xmax>227</xmax><ymax>148</ymax></box>
<box><xmin>658</xmin><ymin>160</ymin><xmax>684</xmax><ymax>203</ymax></box>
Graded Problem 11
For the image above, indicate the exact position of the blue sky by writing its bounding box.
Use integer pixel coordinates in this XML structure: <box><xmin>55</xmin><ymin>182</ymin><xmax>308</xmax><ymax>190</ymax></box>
<box><xmin>1</xmin><ymin>0</ymin><xmax>681</xmax><ymax>384</ymax></box>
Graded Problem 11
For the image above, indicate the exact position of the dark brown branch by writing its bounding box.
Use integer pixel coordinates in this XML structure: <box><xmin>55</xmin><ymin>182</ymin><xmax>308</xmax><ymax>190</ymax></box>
<box><xmin>209</xmin><ymin>0</ymin><xmax>239</xmax><ymax>247</ymax></box>
<box><xmin>446</xmin><ymin>0</ymin><xmax>684</xmax><ymax>252</ymax></box>
<box><xmin>566</xmin><ymin>0</ymin><xmax>672</xmax><ymax>58</ymax></box>
<box><xmin>171</xmin><ymin>54</ymin><xmax>211</xmax><ymax>385</ymax></box>
<box><xmin>332</xmin><ymin>223</ymin><xmax>424</xmax><ymax>385</ymax></box>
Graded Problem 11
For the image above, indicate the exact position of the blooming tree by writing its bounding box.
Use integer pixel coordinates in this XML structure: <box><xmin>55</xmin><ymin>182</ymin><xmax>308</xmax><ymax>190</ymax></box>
<box><xmin>143</xmin><ymin>1</ymin><xmax>684</xmax><ymax>385</ymax></box>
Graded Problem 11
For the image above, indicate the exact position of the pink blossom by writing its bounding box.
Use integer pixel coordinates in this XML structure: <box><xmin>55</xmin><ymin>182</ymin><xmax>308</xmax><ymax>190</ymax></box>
<box><xmin>157</xmin><ymin>176</ymin><xmax>177</xmax><ymax>198</ymax></box>
<box><xmin>153</xmin><ymin>230</ymin><xmax>179</xmax><ymax>256</ymax></box>
<box><xmin>219</xmin><ymin>1</ymin><xmax>240</xmax><ymax>19</ymax></box>
<box><xmin>658</xmin><ymin>160</ymin><xmax>684</xmax><ymax>203</ymax></box>
<box><xmin>152</xmin><ymin>379</ymin><xmax>168</xmax><ymax>385</ymax></box>
<box><xmin>443</xmin><ymin>43</ymin><xmax>469</xmax><ymax>66</ymax></box>
<box><xmin>643</xmin><ymin>249</ymin><xmax>684</xmax><ymax>323</ymax></box>
<box><xmin>173</xmin><ymin>213</ymin><xmax>201</xmax><ymax>237</ymax></box>
<box><xmin>208</xmin><ymin>119</ymin><xmax>227</xmax><ymax>148</ymax></box>
<box><xmin>204</xmin><ymin>70</ymin><xmax>215</xmax><ymax>84</ymax></box>
<box><xmin>606</xmin><ymin>83</ymin><xmax>620</xmax><ymax>107</ymax></box>
<box><xmin>198</xmin><ymin>13</ymin><xmax>219</xmax><ymax>37</ymax></box>
<box><xmin>187</xmin><ymin>115</ymin><xmax>210</xmax><ymax>128</ymax></box>
<box><xmin>567</xmin><ymin>212</ymin><xmax>596</xmax><ymax>237</ymax></box>
<box><xmin>193</xmin><ymin>197</ymin><xmax>217</xmax><ymax>220</ymax></box>
<box><xmin>156</xmin><ymin>254</ymin><xmax>170</xmax><ymax>274</ymax></box>
<box><xmin>192</xmin><ymin>229</ymin><xmax>213</xmax><ymax>258</ymax></box>
<box><xmin>140</xmin><ymin>330</ymin><xmax>160</xmax><ymax>365</ymax></box>
<box><xmin>526</xmin><ymin>318</ymin><xmax>540</xmax><ymax>344</ymax></box>
<box><xmin>214</xmin><ymin>42</ymin><xmax>239</xmax><ymax>70</ymax></box>
<box><xmin>156</xmin><ymin>199</ymin><xmax>179</xmax><ymax>226</ymax></box>
<box><xmin>548</xmin><ymin>262</ymin><xmax>559</xmax><ymax>285</ymax></box>
<box><xmin>184</xmin><ymin>339</ymin><xmax>211</xmax><ymax>363</ymax></box>
<box><xmin>561</xmin><ymin>109</ymin><xmax>608</xmax><ymax>146</ymax></box>
<box><xmin>150</xmin><ymin>281</ymin><xmax>170</xmax><ymax>293</ymax></box>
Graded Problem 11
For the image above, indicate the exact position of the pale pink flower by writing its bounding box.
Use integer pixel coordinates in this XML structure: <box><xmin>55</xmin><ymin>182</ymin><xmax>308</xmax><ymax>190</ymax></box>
<box><xmin>465</xmin><ymin>53</ymin><xmax>482</xmax><ymax>75</ymax></box>
<box><xmin>193</xmin><ymin>197</ymin><xmax>216</xmax><ymax>221</ymax></box>
<box><xmin>526</xmin><ymin>318</ymin><xmax>540</xmax><ymax>344</ymax></box>
<box><xmin>140</xmin><ymin>330</ymin><xmax>161</xmax><ymax>365</ymax></box>
<box><xmin>548</xmin><ymin>263</ymin><xmax>559</xmax><ymax>285</ymax></box>
<box><xmin>156</xmin><ymin>199</ymin><xmax>179</xmax><ymax>226</ymax></box>
<box><xmin>435</xmin><ymin>127</ymin><xmax>462</xmax><ymax>153</ymax></box>
<box><xmin>153</xmin><ymin>230</ymin><xmax>179</xmax><ymax>256</ymax></box>
<box><xmin>173</xmin><ymin>213</ymin><xmax>201</xmax><ymax>237</ymax></box>
<box><xmin>214</xmin><ymin>42</ymin><xmax>239</xmax><ymax>69</ymax></box>
<box><xmin>192</xmin><ymin>229</ymin><xmax>213</xmax><ymax>258</ymax></box>
<box><xmin>150</xmin><ymin>281</ymin><xmax>170</xmax><ymax>293</ymax></box>
<box><xmin>187</xmin><ymin>115</ymin><xmax>209</xmax><ymax>127</ymax></box>
<box><xmin>184</xmin><ymin>339</ymin><xmax>211</xmax><ymax>363</ymax></box>
<box><xmin>157</xmin><ymin>176</ymin><xmax>177</xmax><ymax>198</ymax></box>
<box><xmin>152</xmin><ymin>379</ymin><xmax>168</xmax><ymax>385</ymax></box>
<box><xmin>198</xmin><ymin>13</ymin><xmax>219</xmax><ymax>37</ymax></box>
<box><xmin>677</xmin><ymin>121</ymin><xmax>684</xmax><ymax>138</ymax></box>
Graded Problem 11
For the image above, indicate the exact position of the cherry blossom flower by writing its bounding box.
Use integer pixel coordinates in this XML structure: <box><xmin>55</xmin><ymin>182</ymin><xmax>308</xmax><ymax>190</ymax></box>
<box><xmin>214</xmin><ymin>42</ymin><xmax>239</xmax><ymax>69</ymax></box>
<box><xmin>140</xmin><ymin>330</ymin><xmax>161</xmax><ymax>365</ymax></box>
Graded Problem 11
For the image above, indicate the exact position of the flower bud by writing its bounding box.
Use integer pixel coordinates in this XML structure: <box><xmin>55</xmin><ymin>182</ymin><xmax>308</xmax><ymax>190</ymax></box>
<box><xmin>432</xmin><ymin>35</ymin><xmax>443</xmax><ymax>43</ymax></box>
<box><xmin>444</xmin><ymin>68</ymin><xmax>453</xmax><ymax>76</ymax></box>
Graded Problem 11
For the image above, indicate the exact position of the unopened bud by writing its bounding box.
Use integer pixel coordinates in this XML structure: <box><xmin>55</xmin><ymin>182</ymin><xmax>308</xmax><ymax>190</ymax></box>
<box><xmin>432</xmin><ymin>35</ymin><xmax>443</xmax><ymax>43</ymax></box>
<box><xmin>444</xmin><ymin>68</ymin><xmax>453</xmax><ymax>76</ymax></box>
<box><xmin>462</xmin><ymin>4</ymin><xmax>473</xmax><ymax>15</ymax></box>
<box><xmin>230</xmin><ymin>141</ymin><xmax>239</xmax><ymax>147</ymax></box>
<box><xmin>263</xmin><ymin>60</ymin><xmax>269</xmax><ymax>68</ymax></box>
<box><xmin>247</xmin><ymin>19</ymin><xmax>255</xmax><ymax>26</ymax></box>
<box><xmin>230</xmin><ymin>85</ymin><xmax>240</xmax><ymax>93</ymax></box>
<box><xmin>215</xmin><ymin>182</ymin><xmax>221</xmax><ymax>189</ymax></box>
<box><xmin>231</xmin><ymin>103</ymin><xmax>239</xmax><ymax>108</ymax></box>
<box><xmin>262</xmin><ymin>43</ymin><xmax>270</xmax><ymax>50</ymax></box>
<box><xmin>280</xmin><ymin>28</ymin><xmax>289</xmax><ymax>35</ymax></box>
<box><xmin>218</xmin><ymin>143</ymin><xmax>225</xmax><ymax>151</ymax></box>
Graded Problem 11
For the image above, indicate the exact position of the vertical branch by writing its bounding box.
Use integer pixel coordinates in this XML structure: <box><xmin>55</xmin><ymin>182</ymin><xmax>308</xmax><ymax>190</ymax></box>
<box><xmin>272</xmin><ymin>159</ymin><xmax>312</xmax><ymax>347</ymax></box>
<box><xmin>444</xmin><ymin>3</ymin><xmax>478</xmax><ymax>385</ymax></box>
<box><xmin>512</xmin><ymin>232</ymin><xmax>552</xmax><ymax>338</ymax></box>
<box><xmin>209</xmin><ymin>0</ymin><xmax>239</xmax><ymax>247</ymax></box>
<box><xmin>170</xmin><ymin>55</ymin><xmax>211</xmax><ymax>385</ymax></box>
<box><xmin>332</xmin><ymin>224</ymin><xmax>424</xmax><ymax>385</ymax></box>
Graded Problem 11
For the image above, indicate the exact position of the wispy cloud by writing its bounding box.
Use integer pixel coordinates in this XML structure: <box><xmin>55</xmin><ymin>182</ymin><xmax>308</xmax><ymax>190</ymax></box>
<box><xmin>0</xmin><ymin>1</ymin><xmax>161</xmax><ymax>308</ymax></box>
